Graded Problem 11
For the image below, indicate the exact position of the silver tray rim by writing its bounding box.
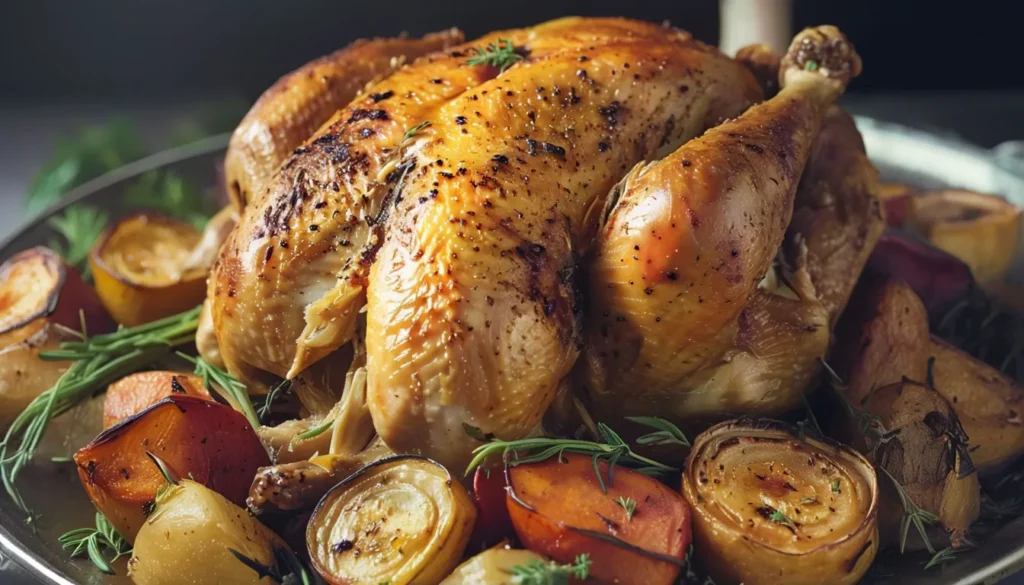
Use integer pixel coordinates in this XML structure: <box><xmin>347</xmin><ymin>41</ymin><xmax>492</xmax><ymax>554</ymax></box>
<box><xmin>0</xmin><ymin>119</ymin><xmax>1022</xmax><ymax>585</ymax></box>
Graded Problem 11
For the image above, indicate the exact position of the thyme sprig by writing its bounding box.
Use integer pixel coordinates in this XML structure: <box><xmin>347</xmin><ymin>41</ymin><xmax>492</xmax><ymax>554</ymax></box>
<box><xmin>176</xmin><ymin>352</ymin><xmax>260</xmax><ymax>429</ymax></box>
<box><xmin>616</xmin><ymin>496</ymin><xmax>637</xmax><ymax>521</ymax></box>
<box><xmin>47</xmin><ymin>205</ymin><xmax>109</xmax><ymax>279</ymax></box>
<box><xmin>58</xmin><ymin>512</ymin><xmax>132</xmax><ymax>575</ymax></box>
<box><xmin>0</xmin><ymin>306</ymin><xmax>201</xmax><ymax>513</ymax></box>
<box><xmin>465</xmin><ymin>419</ymin><xmax>679</xmax><ymax>493</ymax></box>
<box><xmin>258</xmin><ymin>379</ymin><xmax>291</xmax><ymax>422</ymax></box>
<box><xmin>402</xmin><ymin>121</ymin><xmax>432</xmax><ymax>142</ymax></box>
<box><xmin>467</xmin><ymin>39</ymin><xmax>524</xmax><ymax>72</ymax></box>
<box><xmin>924</xmin><ymin>546</ymin><xmax>958</xmax><ymax>570</ymax></box>
<box><xmin>881</xmin><ymin>466</ymin><xmax>940</xmax><ymax>554</ymax></box>
<box><xmin>509</xmin><ymin>554</ymin><xmax>591</xmax><ymax>585</ymax></box>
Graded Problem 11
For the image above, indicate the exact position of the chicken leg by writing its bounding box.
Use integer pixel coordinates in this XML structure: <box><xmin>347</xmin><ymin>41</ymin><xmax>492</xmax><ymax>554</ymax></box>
<box><xmin>583</xmin><ymin>26</ymin><xmax>862</xmax><ymax>423</ymax></box>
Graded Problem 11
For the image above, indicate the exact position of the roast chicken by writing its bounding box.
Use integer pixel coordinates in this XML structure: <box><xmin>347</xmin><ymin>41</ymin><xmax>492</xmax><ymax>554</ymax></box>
<box><xmin>209</xmin><ymin>17</ymin><xmax>874</xmax><ymax>469</ymax></box>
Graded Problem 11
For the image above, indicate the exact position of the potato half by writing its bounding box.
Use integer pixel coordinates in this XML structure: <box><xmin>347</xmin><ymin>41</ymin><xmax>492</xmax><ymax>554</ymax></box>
<box><xmin>682</xmin><ymin>419</ymin><xmax>879</xmax><ymax>585</ymax></box>
<box><xmin>89</xmin><ymin>213</ymin><xmax>206</xmax><ymax>326</ymax></box>
<box><xmin>907</xmin><ymin>189</ymin><xmax>1021</xmax><ymax>286</ymax></box>
<box><xmin>129</xmin><ymin>479</ymin><xmax>292</xmax><ymax>585</ymax></box>
<box><xmin>307</xmin><ymin>455</ymin><xmax>476</xmax><ymax>585</ymax></box>
<box><xmin>440</xmin><ymin>546</ymin><xmax>546</xmax><ymax>585</ymax></box>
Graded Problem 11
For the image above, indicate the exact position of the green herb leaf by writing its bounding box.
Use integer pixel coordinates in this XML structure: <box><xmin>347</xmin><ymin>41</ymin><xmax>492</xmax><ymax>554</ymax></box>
<box><xmin>767</xmin><ymin>507</ymin><xmax>794</xmax><ymax>528</ymax></box>
<box><xmin>465</xmin><ymin>422</ymin><xmax>677</xmax><ymax>493</ymax></box>
<box><xmin>257</xmin><ymin>379</ymin><xmax>291</xmax><ymax>422</ymax></box>
<box><xmin>626</xmin><ymin>416</ymin><xmax>690</xmax><ymax>447</ymax></box>
<box><xmin>176</xmin><ymin>352</ymin><xmax>260</xmax><ymax>429</ymax></box>
<box><xmin>59</xmin><ymin>511</ymin><xmax>132</xmax><ymax>575</ymax></box>
<box><xmin>47</xmin><ymin>205</ymin><xmax>109</xmax><ymax>279</ymax></box>
<box><xmin>509</xmin><ymin>554</ymin><xmax>591</xmax><ymax>585</ymax></box>
<box><xmin>1</xmin><ymin>306</ymin><xmax>202</xmax><ymax>514</ymax></box>
<box><xmin>925</xmin><ymin>547</ymin><xmax>958</xmax><ymax>570</ymax></box>
<box><xmin>402</xmin><ymin>121</ymin><xmax>432</xmax><ymax>142</ymax></box>
<box><xmin>292</xmin><ymin>418</ymin><xmax>334</xmax><ymax>444</ymax></box>
<box><xmin>805</xmin><ymin>60</ymin><xmax>820</xmax><ymax>72</ymax></box>
<box><xmin>467</xmin><ymin>39</ymin><xmax>524</xmax><ymax>72</ymax></box>
<box><xmin>831</xmin><ymin>479</ymin><xmax>841</xmax><ymax>494</ymax></box>
<box><xmin>616</xmin><ymin>496</ymin><xmax>637</xmax><ymax>521</ymax></box>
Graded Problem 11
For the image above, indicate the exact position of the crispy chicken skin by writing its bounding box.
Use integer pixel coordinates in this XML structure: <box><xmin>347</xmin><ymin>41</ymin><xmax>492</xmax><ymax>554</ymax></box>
<box><xmin>365</xmin><ymin>28</ymin><xmax>761</xmax><ymax>467</ymax></box>
<box><xmin>583</xmin><ymin>27</ymin><xmax>864</xmax><ymax>424</ymax></box>
<box><xmin>211</xmin><ymin>17</ymin><xmax>713</xmax><ymax>391</ymax></box>
<box><xmin>224</xmin><ymin>30</ymin><xmax>464</xmax><ymax>210</ymax></box>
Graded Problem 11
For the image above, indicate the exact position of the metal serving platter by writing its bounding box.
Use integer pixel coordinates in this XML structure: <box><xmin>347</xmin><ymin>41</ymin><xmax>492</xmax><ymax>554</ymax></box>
<box><xmin>0</xmin><ymin>120</ymin><xmax>1022</xmax><ymax>585</ymax></box>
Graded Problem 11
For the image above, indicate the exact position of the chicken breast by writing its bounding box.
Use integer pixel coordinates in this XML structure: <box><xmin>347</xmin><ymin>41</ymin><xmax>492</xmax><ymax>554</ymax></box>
<box><xmin>582</xmin><ymin>26</ymin><xmax>863</xmax><ymax>424</ymax></box>
<box><xmin>365</xmin><ymin>29</ymin><xmax>761</xmax><ymax>468</ymax></box>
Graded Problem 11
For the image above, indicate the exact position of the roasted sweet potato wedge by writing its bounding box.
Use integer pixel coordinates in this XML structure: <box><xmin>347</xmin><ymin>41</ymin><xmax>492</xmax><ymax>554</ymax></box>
<box><xmin>102</xmin><ymin>371</ymin><xmax>212</xmax><ymax>429</ymax></box>
<box><xmin>928</xmin><ymin>337</ymin><xmax>1024</xmax><ymax>473</ymax></box>
<box><xmin>74</xmin><ymin>394</ymin><xmax>270</xmax><ymax>542</ymax></box>
<box><xmin>506</xmin><ymin>454</ymin><xmax>690</xmax><ymax>585</ymax></box>
<box><xmin>908</xmin><ymin>189</ymin><xmax>1021</xmax><ymax>286</ymax></box>
<box><xmin>89</xmin><ymin>213</ymin><xmax>207</xmax><ymax>326</ymax></box>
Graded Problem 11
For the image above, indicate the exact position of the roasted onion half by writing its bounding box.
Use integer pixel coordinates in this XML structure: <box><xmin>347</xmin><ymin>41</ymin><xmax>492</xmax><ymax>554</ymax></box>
<box><xmin>89</xmin><ymin>213</ymin><xmax>207</xmax><ymax>326</ymax></box>
<box><xmin>307</xmin><ymin>455</ymin><xmax>476</xmax><ymax>585</ymax></box>
<box><xmin>682</xmin><ymin>419</ymin><xmax>879</xmax><ymax>585</ymax></box>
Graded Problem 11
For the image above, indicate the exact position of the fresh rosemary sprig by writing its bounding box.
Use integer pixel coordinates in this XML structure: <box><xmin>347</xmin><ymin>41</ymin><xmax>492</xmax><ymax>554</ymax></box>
<box><xmin>176</xmin><ymin>352</ymin><xmax>260</xmax><ymax>429</ymax></box>
<box><xmin>402</xmin><ymin>121</ymin><xmax>432</xmax><ymax>142</ymax></box>
<box><xmin>616</xmin><ymin>496</ymin><xmax>637</xmax><ymax>521</ymax></box>
<box><xmin>257</xmin><ymin>379</ymin><xmax>291</xmax><ymax>421</ymax></box>
<box><xmin>924</xmin><ymin>547</ymin><xmax>958</xmax><ymax>570</ymax></box>
<box><xmin>0</xmin><ymin>306</ymin><xmax>202</xmax><ymax>513</ymax></box>
<box><xmin>467</xmin><ymin>39</ymin><xmax>523</xmax><ymax>72</ymax></box>
<box><xmin>627</xmin><ymin>416</ymin><xmax>690</xmax><ymax>447</ymax></box>
<box><xmin>680</xmin><ymin>545</ymin><xmax>717</xmax><ymax>585</ymax></box>
<box><xmin>292</xmin><ymin>418</ymin><xmax>334</xmax><ymax>444</ymax></box>
<box><xmin>509</xmin><ymin>554</ymin><xmax>591</xmax><ymax>585</ymax></box>
<box><xmin>465</xmin><ymin>419</ymin><xmax>678</xmax><ymax>493</ymax></box>
<box><xmin>124</xmin><ymin>170</ymin><xmax>213</xmax><ymax>231</ymax></box>
<box><xmin>934</xmin><ymin>288</ymin><xmax>1024</xmax><ymax>383</ymax></box>
<box><xmin>47</xmin><ymin>205</ymin><xmax>109</xmax><ymax>279</ymax></box>
<box><xmin>58</xmin><ymin>511</ymin><xmax>132</xmax><ymax>575</ymax></box>
<box><xmin>880</xmin><ymin>466</ymin><xmax>939</xmax><ymax>554</ymax></box>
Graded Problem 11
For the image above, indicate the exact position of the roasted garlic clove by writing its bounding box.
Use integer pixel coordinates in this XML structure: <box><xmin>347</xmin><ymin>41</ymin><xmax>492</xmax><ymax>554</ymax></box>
<box><xmin>89</xmin><ymin>213</ymin><xmax>207</xmax><ymax>326</ymax></box>
<box><xmin>682</xmin><ymin>419</ymin><xmax>879</xmax><ymax>585</ymax></box>
<box><xmin>307</xmin><ymin>456</ymin><xmax>476</xmax><ymax>585</ymax></box>
<box><xmin>861</xmin><ymin>380</ymin><xmax>980</xmax><ymax>549</ymax></box>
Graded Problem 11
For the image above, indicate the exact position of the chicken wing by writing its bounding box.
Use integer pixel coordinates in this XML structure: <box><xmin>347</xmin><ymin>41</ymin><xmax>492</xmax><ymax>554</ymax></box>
<box><xmin>583</xmin><ymin>26</ymin><xmax>863</xmax><ymax>423</ymax></box>
<box><xmin>365</xmin><ymin>29</ymin><xmax>761</xmax><ymax>468</ymax></box>
<box><xmin>224</xmin><ymin>30</ymin><xmax>464</xmax><ymax>209</ymax></box>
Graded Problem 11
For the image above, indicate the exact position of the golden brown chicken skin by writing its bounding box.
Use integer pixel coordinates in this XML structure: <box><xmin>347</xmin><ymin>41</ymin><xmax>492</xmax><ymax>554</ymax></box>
<box><xmin>225</xmin><ymin>30</ymin><xmax>464</xmax><ymax>209</ymax></box>
<box><xmin>365</xmin><ymin>30</ymin><xmax>761</xmax><ymax>468</ymax></box>
<box><xmin>582</xmin><ymin>26</ymin><xmax>863</xmax><ymax>424</ymax></box>
<box><xmin>210</xmin><ymin>17</ymin><xmax>726</xmax><ymax>390</ymax></box>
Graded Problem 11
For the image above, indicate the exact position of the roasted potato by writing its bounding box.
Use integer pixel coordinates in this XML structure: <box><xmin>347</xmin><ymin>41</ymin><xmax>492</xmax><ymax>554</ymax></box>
<box><xmin>89</xmin><ymin>213</ymin><xmax>207</xmax><ymax>326</ymax></box>
<box><xmin>0</xmin><ymin>247</ymin><xmax>113</xmax><ymax>426</ymax></box>
<box><xmin>861</xmin><ymin>380</ymin><xmax>980</xmax><ymax>549</ymax></box>
<box><xmin>507</xmin><ymin>453</ymin><xmax>690</xmax><ymax>585</ymax></box>
<box><xmin>440</xmin><ymin>545</ymin><xmax>547</xmax><ymax>585</ymax></box>
<box><xmin>928</xmin><ymin>337</ymin><xmax>1024</xmax><ymax>473</ymax></box>
<box><xmin>907</xmin><ymin>189</ymin><xmax>1021</xmax><ymax>286</ymax></box>
<box><xmin>74</xmin><ymin>395</ymin><xmax>270</xmax><ymax>541</ymax></box>
<box><xmin>129</xmin><ymin>479</ymin><xmax>293</xmax><ymax>585</ymax></box>
<box><xmin>102</xmin><ymin>371</ymin><xmax>212</xmax><ymax>429</ymax></box>
<box><xmin>307</xmin><ymin>455</ymin><xmax>476</xmax><ymax>585</ymax></box>
<box><xmin>682</xmin><ymin>419</ymin><xmax>879</xmax><ymax>585</ymax></box>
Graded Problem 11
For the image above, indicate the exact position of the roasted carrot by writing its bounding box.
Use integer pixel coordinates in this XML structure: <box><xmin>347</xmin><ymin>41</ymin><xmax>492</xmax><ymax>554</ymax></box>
<box><xmin>102</xmin><ymin>371</ymin><xmax>212</xmax><ymax>428</ymax></box>
<box><xmin>506</xmin><ymin>454</ymin><xmax>690</xmax><ymax>585</ymax></box>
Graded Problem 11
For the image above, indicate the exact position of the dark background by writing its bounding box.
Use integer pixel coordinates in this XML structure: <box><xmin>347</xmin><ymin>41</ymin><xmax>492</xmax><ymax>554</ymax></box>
<box><xmin>2</xmin><ymin>0</ymin><xmax>1023</xmax><ymax>104</ymax></box>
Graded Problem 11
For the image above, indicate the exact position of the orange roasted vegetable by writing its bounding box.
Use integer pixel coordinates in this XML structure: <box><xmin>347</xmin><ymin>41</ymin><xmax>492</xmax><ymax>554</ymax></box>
<box><xmin>89</xmin><ymin>213</ymin><xmax>207</xmax><ymax>326</ymax></box>
<box><xmin>506</xmin><ymin>454</ymin><xmax>690</xmax><ymax>585</ymax></box>
<box><xmin>0</xmin><ymin>247</ymin><xmax>113</xmax><ymax>426</ymax></box>
<box><xmin>74</xmin><ymin>395</ymin><xmax>269</xmax><ymax>542</ymax></box>
<box><xmin>102</xmin><ymin>371</ymin><xmax>212</xmax><ymax>428</ymax></box>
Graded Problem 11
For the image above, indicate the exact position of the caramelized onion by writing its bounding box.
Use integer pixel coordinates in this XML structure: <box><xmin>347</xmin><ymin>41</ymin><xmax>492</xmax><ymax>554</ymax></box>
<box><xmin>307</xmin><ymin>456</ymin><xmax>476</xmax><ymax>585</ymax></box>
<box><xmin>682</xmin><ymin>419</ymin><xmax>879</xmax><ymax>585</ymax></box>
<box><xmin>89</xmin><ymin>213</ymin><xmax>207</xmax><ymax>326</ymax></box>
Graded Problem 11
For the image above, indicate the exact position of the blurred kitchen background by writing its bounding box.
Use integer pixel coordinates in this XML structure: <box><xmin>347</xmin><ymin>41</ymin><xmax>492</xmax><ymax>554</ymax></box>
<box><xmin>1</xmin><ymin>0</ymin><xmax>1023</xmax><ymax>229</ymax></box>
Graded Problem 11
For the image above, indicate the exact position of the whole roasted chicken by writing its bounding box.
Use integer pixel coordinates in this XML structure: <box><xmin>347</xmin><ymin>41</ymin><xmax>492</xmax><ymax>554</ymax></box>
<box><xmin>208</xmin><ymin>17</ymin><xmax>872</xmax><ymax>469</ymax></box>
